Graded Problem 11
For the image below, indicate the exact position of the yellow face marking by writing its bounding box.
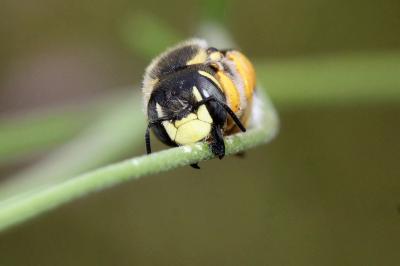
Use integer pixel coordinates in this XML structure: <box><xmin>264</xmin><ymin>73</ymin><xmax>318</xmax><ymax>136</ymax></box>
<box><xmin>163</xmin><ymin>107</ymin><xmax>213</xmax><ymax>145</ymax></box>
<box><xmin>175</xmin><ymin>120</ymin><xmax>211</xmax><ymax>145</ymax></box>
<box><xmin>186</xmin><ymin>50</ymin><xmax>208</xmax><ymax>65</ymax></box>
<box><xmin>198</xmin><ymin>71</ymin><xmax>222</xmax><ymax>91</ymax></box>
<box><xmin>192</xmin><ymin>86</ymin><xmax>203</xmax><ymax>102</ymax></box>
<box><xmin>197</xmin><ymin>105</ymin><xmax>213</xmax><ymax>123</ymax></box>
<box><xmin>192</xmin><ymin>85</ymin><xmax>213</xmax><ymax>123</ymax></box>
<box><xmin>160</xmin><ymin>85</ymin><xmax>214</xmax><ymax>145</ymax></box>
<box><xmin>156</xmin><ymin>103</ymin><xmax>164</xmax><ymax>117</ymax></box>
<box><xmin>174</xmin><ymin>113</ymin><xmax>197</xmax><ymax>127</ymax></box>
<box><xmin>162</xmin><ymin>121</ymin><xmax>177</xmax><ymax>140</ymax></box>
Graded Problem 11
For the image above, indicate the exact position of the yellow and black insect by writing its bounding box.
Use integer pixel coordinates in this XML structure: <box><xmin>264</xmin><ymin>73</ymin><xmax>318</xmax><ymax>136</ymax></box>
<box><xmin>142</xmin><ymin>39</ymin><xmax>256</xmax><ymax>168</ymax></box>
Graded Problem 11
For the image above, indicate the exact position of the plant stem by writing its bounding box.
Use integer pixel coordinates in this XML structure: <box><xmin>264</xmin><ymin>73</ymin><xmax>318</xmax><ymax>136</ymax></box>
<box><xmin>0</xmin><ymin>91</ymin><xmax>144</xmax><ymax>200</ymax></box>
<box><xmin>0</xmin><ymin>91</ymin><xmax>130</xmax><ymax>165</ymax></box>
<box><xmin>0</xmin><ymin>92</ymin><xmax>278</xmax><ymax>232</ymax></box>
<box><xmin>258</xmin><ymin>51</ymin><xmax>400</xmax><ymax>107</ymax></box>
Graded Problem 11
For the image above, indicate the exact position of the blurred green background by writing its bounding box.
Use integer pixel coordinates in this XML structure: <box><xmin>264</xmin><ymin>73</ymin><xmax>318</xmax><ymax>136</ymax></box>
<box><xmin>1</xmin><ymin>0</ymin><xmax>400</xmax><ymax>265</ymax></box>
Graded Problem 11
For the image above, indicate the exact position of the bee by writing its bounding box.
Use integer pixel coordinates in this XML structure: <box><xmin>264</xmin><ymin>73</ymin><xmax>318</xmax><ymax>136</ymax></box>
<box><xmin>142</xmin><ymin>39</ymin><xmax>256</xmax><ymax>168</ymax></box>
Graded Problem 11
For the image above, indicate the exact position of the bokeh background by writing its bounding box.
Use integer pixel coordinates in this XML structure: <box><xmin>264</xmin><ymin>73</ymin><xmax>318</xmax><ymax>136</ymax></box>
<box><xmin>1</xmin><ymin>0</ymin><xmax>400</xmax><ymax>265</ymax></box>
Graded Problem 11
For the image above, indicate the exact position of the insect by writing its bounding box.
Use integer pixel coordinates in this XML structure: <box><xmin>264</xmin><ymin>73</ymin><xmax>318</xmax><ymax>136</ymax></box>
<box><xmin>142</xmin><ymin>39</ymin><xmax>256</xmax><ymax>168</ymax></box>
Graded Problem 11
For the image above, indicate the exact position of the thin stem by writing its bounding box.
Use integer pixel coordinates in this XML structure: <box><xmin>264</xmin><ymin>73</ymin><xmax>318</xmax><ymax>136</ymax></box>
<box><xmin>258</xmin><ymin>51</ymin><xmax>400</xmax><ymax>107</ymax></box>
<box><xmin>0</xmin><ymin>90</ymin><xmax>132</xmax><ymax>165</ymax></box>
<box><xmin>0</xmin><ymin>92</ymin><xmax>278</xmax><ymax>232</ymax></box>
<box><xmin>0</xmin><ymin>91</ymin><xmax>144</xmax><ymax>200</ymax></box>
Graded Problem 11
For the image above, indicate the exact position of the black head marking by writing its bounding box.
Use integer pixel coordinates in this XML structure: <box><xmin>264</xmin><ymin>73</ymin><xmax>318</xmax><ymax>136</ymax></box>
<box><xmin>147</xmin><ymin>66</ymin><xmax>228</xmax><ymax>147</ymax></box>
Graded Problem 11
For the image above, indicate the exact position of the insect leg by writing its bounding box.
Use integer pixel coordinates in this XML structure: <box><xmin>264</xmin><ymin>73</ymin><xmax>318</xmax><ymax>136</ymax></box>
<box><xmin>145</xmin><ymin>117</ymin><xmax>172</xmax><ymax>155</ymax></box>
<box><xmin>194</xmin><ymin>97</ymin><xmax>246</xmax><ymax>132</ymax></box>
<box><xmin>190</xmin><ymin>163</ymin><xmax>201</xmax><ymax>169</ymax></box>
<box><xmin>145</xmin><ymin>124</ymin><xmax>152</xmax><ymax>154</ymax></box>
<box><xmin>210</xmin><ymin>124</ymin><xmax>225</xmax><ymax>159</ymax></box>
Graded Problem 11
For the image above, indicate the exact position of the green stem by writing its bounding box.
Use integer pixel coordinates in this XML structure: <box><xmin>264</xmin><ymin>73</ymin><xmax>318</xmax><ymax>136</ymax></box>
<box><xmin>0</xmin><ymin>90</ymin><xmax>144</xmax><ymax>200</ymax></box>
<box><xmin>0</xmin><ymin>91</ymin><xmax>127</xmax><ymax>165</ymax></box>
<box><xmin>258</xmin><ymin>51</ymin><xmax>400</xmax><ymax>107</ymax></box>
<box><xmin>0</xmin><ymin>108</ymin><xmax>91</xmax><ymax>164</ymax></box>
<box><xmin>0</xmin><ymin>92</ymin><xmax>278</xmax><ymax>232</ymax></box>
